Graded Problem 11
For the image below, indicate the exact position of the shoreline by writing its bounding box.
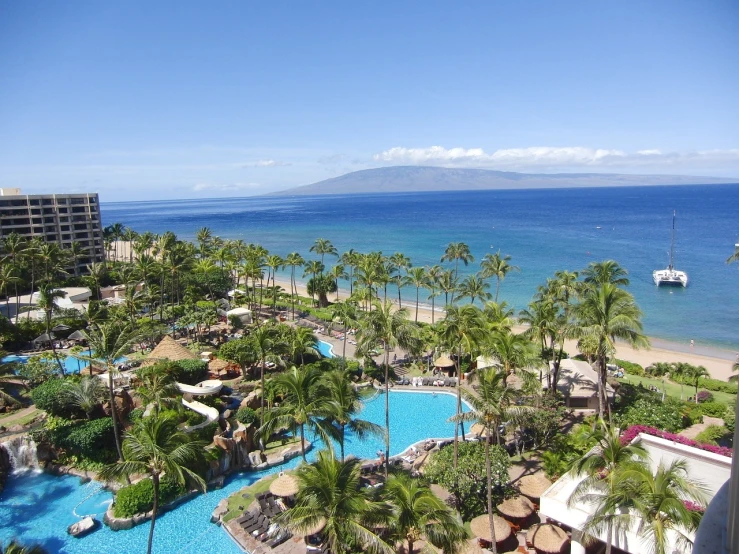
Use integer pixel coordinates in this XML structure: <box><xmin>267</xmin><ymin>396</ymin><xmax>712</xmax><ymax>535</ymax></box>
<box><xmin>272</xmin><ymin>275</ymin><xmax>738</xmax><ymax>382</ymax></box>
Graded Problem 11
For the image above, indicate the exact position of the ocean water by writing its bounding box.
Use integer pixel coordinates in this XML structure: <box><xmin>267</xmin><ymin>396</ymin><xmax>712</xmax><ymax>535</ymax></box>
<box><xmin>101</xmin><ymin>185</ymin><xmax>739</xmax><ymax>349</ymax></box>
<box><xmin>0</xmin><ymin>391</ymin><xmax>464</xmax><ymax>554</ymax></box>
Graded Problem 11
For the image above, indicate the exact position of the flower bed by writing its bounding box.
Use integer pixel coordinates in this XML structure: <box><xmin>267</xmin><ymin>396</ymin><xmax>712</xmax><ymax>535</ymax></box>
<box><xmin>620</xmin><ymin>425</ymin><xmax>733</xmax><ymax>458</ymax></box>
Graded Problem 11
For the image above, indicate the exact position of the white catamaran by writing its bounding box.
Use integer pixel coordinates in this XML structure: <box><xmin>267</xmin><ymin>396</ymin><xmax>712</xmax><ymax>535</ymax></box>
<box><xmin>653</xmin><ymin>211</ymin><xmax>688</xmax><ymax>287</ymax></box>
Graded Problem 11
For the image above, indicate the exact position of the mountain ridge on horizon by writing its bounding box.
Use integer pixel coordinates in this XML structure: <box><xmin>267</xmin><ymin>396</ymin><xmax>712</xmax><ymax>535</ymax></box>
<box><xmin>270</xmin><ymin>166</ymin><xmax>738</xmax><ymax>196</ymax></box>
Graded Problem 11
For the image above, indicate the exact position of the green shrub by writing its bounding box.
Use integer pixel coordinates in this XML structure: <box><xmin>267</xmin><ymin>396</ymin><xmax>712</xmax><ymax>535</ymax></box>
<box><xmin>198</xmin><ymin>395</ymin><xmax>224</xmax><ymax>411</ymax></box>
<box><xmin>128</xmin><ymin>408</ymin><xmax>144</xmax><ymax>423</ymax></box>
<box><xmin>685</xmin><ymin>406</ymin><xmax>704</xmax><ymax>426</ymax></box>
<box><xmin>696</xmin><ymin>391</ymin><xmax>714</xmax><ymax>403</ymax></box>
<box><xmin>235</xmin><ymin>407</ymin><xmax>257</xmax><ymax>425</ymax></box>
<box><xmin>185</xmin><ymin>410</ymin><xmax>206</xmax><ymax>426</ymax></box>
<box><xmin>695</xmin><ymin>401</ymin><xmax>730</xmax><ymax>418</ymax></box>
<box><xmin>616</xmin><ymin>398</ymin><xmax>684</xmax><ymax>433</ymax></box>
<box><xmin>698</xmin><ymin>377</ymin><xmax>738</xmax><ymax>394</ymax></box>
<box><xmin>31</xmin><ymin>378</ymin><xmax>78</xmax><ymax>418</ymax></box>
<box><xmin>694</xmin><ymin>425</ymin><xmax>731</xmax><ymax>446</ymax></box>
<box><xmin>614</xmin><ymin>359</ymin><xmax>644</xmax><ymax>376</ymax></box>
<box><xmin>725</xmin><ymin>407</ymin><xmax>735</xmax><ymax>435</ymax></box>
<box><xmin>193</xmin><ymin>421</ymin><xmax>219</xmax><ymax>443</ymax></box>
<box><xmin>172</xmin><ymin>359</ymin><xmax>208</xmax><ymax>385</ymax></box>
<box><xmin>17</xmin><ymin>356</ymin><xmax>59</xmax><ymax>387</ymax></box>
<box><xmin>113</xmin><ymin>476</ymin><xmax>186</xmax><ymax>518</ymax></box>
<box><xmin>62</xmin><ymin>417</ymin><xmax>116</xmax><ymax>456</ymax></box>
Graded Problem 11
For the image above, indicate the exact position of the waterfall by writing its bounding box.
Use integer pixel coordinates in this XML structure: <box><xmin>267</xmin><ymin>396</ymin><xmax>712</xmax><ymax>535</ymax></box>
<box><xmin>1</xmin><ymin>436</ymin><xmax>40</xmax><ymax>472</ymax></box>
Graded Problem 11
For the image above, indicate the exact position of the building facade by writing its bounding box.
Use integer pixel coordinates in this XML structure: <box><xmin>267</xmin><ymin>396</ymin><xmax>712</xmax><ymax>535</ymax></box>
<box><xmin>0</xmin><ymin>189</ymin><xmax>105</xmax><ymax>273</ymax></box>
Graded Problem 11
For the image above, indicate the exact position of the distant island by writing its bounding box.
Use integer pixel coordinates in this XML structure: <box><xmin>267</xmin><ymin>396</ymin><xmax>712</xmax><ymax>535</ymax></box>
<box><xmin>271</xmin><ymin>166</ymin><xmax>738</xmax><ymax>196</ymax></box>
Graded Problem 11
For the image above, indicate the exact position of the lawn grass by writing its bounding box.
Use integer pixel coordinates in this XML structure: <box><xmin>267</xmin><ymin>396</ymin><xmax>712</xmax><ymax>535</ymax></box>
<box><xmin>222</xmin><ymin>472</ymin><xmax>280</xmax><ymax>523</ymax></box>
<box><xmin>263</xmin><ymin>436</ymin><xmax>301</xmax><ymax>457</ymax></box>
<box><xmin>619</xmin><ymin>374</ymin><xmax>737</xmax><ymax>405</ymax></box>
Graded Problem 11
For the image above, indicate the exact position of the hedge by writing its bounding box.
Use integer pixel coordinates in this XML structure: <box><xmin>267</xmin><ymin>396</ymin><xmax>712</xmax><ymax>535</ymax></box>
<box><xmin>172</xmin><ymin>359</ymin><xmax>208</xmax><ymax>385</ymax></box>
<box><xmin>235</xmin><ymin>407</ymin><xmax>257</xmax><ymax>425</ymax></box>
<box><xmin>694</xmin><ymin>401</ymin><xmax>730</xmax><ymax>418</ymax></box>
<box><xmin>698</xmin><ymin>377</ymin><xmax>738</xmax><ymax>394</ymax></box>
<box><xmin>614</xmin><ymin>358</ymin><xmax>645</xmax><ymax>376</ymax></box>
<box><xmin>694</xmin><ymin>425</ymin><xmax>731</xmax><ymax>446</ymax></box>
<box><xmin>620</xmin><ymin>425</ymin><xmax>732</xmax><ymax>457</ymax></box>
<box><xmin>62</xmin><ymin>417</ymin><xmax>116</xmax><ymax>456</ymax></box>
<box><xmin>113</xmin><ymin>477</ymin><xmax>186</xmax><ymax>518</ymax></box>
<box><xmin>31</xmin><ymin>378</ymin><xmax>78</xmax><ymax>418</ymax></box>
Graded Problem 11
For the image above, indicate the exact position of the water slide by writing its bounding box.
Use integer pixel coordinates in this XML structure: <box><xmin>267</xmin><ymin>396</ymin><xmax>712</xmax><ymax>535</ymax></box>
<box><xmin>176</xmin><ymin>379</ymin><xmax>223</xmax><ymax>431</ymax></box>
<box><xmin>176</xmin><ymin>379</ymin><xmax>223</xmax><ymax>396</ymax></box>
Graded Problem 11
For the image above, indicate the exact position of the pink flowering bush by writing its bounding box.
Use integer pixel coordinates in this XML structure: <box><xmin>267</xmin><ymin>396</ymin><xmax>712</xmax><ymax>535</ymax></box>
<box><xmin>683</xmin><ymin>500</ymin><xmax>705</xmax><ymax>513</ymax></box>
<box><xmin>620</xmin><ymin>425</ymin><xmax>733</xmax><ymax>458</ymax></box>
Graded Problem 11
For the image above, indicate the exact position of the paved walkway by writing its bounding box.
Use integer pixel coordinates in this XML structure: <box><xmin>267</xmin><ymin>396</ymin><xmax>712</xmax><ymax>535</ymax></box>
<box><xmin>0</xmin><ymin>406</ymin><xmax>38</xmax><ymax>426</ymax></box>
<box><xmin>678</xmin><ymin>416</ymin><xmax>725</xmax><ymax>440</ymax></box>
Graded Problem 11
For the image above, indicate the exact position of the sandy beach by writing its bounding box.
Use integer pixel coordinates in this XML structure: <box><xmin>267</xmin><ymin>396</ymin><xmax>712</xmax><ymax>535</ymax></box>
<box><xmin>272</xmin><ymin>275</ymin><xmax>737</xmax><ymax>381</ymax></box>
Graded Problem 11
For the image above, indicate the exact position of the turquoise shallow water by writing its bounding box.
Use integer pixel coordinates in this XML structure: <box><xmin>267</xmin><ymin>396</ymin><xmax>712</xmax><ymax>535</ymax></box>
<box><xmin>0</xmin><ymin>390</ymin><xmax>466</xmax><ymax>553</ymax></box>
<box><xmin>101</xmin><ymin>185</ymin><xmax>739</xmax><ymax>349</ymax></box>
<box><xmin>1</xmin><ymin>351</ymin><xmax>127</xmax><ymax>375</ymax></box>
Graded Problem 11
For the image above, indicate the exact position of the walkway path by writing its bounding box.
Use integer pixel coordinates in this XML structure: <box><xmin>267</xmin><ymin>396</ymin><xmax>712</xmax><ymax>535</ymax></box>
<box><xmin>0</xmin><ymin>406</ymin><xmax>38</xmax><ymax>427</ymax></box>
<box><xmin>678</xmin><ymin>416</ymin><xmax>725</xmax><ymax>440</ymax></box>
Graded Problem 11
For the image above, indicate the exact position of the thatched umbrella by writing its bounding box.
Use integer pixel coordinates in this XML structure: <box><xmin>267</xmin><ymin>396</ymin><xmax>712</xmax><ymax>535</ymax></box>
<box><xmin>302</xmin><ymin>517</ymin><xmax>327</xmax><ymax>537</ymax></box>
<box><xmin>497</xmin><ymin>495</ymin><xmax>535</xmax><ymax>519</ymax></box>
<box><xmin>526</xmin><ymin>524</ymin><xmax>569</xmax><ymax>553</ymax></box>
<box><xmin>469</xmin><ymin>514</ymin><xmax>511</xmax><ymax>543</ymax></box>
<box><xmin>68</xmin><ymin>330</ymin><xmax>86</xmax><ymax>341</ymax></box>
<box><xmin>143</xmin><ymin>336</ymin><xmax>199</xmax><ymax>366</ymax></box>
<box><xmin>269</xmin><ymin>472</ymin><xmax>299</xmax><ymax>497</ymax></box>
<box><xmin>52</xmin><ymin>324</ymin><xmax>71</xmax><ymax>332</ymax></box>
<box><xmin>434</xmin><ymin>354</ymin><xmax>455</xmax><ymax>368</ymax></box>
<box><xmin>470</xmin><ymin>423</ymin><xmax>489</xmax><ymax>437</ymax></box>
<box><xmin>517</xmin><ymin>474</ymin><xmax>552</xmax><ymax>499</ymax></box>
<box><xmin>208</xmin><ymin>359</ymin><xmax>229</xmax><ymax>374</ymax></box>
<box><xmin>33</xmin><ymin>332</ymin><xmax>55</xmax><ymax>343</ymax></box>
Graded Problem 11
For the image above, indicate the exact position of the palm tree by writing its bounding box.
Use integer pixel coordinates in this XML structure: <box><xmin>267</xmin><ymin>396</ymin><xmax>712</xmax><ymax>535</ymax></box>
<box><xmin>86</xmin><ymin>261</ymin><xmax>107</xmax><ymax>301</ymax></box>
<box><xmin>106</xmin><ymin>222</ymin><xmax>125</xmax><ymax>262</ymax></box>
<box><xmin>1</xmin><ymin>541</ymin><xmax>48</xmax><ymax>554</ymax></box>
<box><xmin>330</xmin><ymin>300</ymin><xmax>359</xmax><ymax>365</ymax></box>
<box><xmin>260</xmin><ymin>365</ymin><xmax>336</xmax><ymax>461</ymax></box>
<box><xmin>65</xmin><ymin>241</ymin><xmax>87</xmax><ymax>277</ymax></box>
<box><xmin>388</xmin><ymin>252</ymin><xmax>411</xmax><ymax>307</ymax></box>
<box><xmin>322</xmin><ymin>370</ymin><xmax>384</xmax><ymax>462</ymax></box>
<box><xmin>287</xmin><ymin>326</ymin><xmax>320</xmax><ymax>366</ymax></box>
<box><xmin>450</xmin><ymin>367</ymin><xmax>532</xmax><ymax>554</ymax></box>
<box><xmin>36</xmin><ymin>284</ymin><xmax>67</xmax><ymax>375</ymax></box>
<box><xmin>383</xmin><ymin>473</ymin><xmax>467</xmax><ymax>554</ymax></box>
<box><xmin>136</xmin><ymin>365</ymin><xmax>179</xmax><ymax>415</ymax></box>
<box><xmin>582</xmin><ymin>260</ymin><xmax>630</xmax><ymax>287</ymax></box>
<box><xmin>357</xmin><ymin>299</ymin><xmax>420</xmax><ymax>477</ymax></box>
<box><xmin>98</xmin><ymin>414</ymin><xmax>207</xmax><ymax>554</ymax></box>
<box><xmin>329</xmin><ymin>263</ymin><xmax>347</xmax><ymax>302</ymax></box>
<box><xmin>0</xmin><ymin>358</ymin><xmax>26</xmax><ymax>407</ymax></box>
<box><xmin>196</xmin><ymin>226</ymin><xmax>213</xmax><ymax>257</ymax></box>
<box><xmin>438</xmin><ymin>304</ymin><xmax>486</xmax><ymax>467</ymax></box>
<box><xmin>618</xmin><ymin>460</ymin><xmax>707</xmax><ymax>554</ymax></box>
<box><xmin>121</xmin><ymin>227</ymin><xmax>138</xmax><ymax>264</ymax></box>
<box><xmin>481</xmin><ymin>251</ymin><xmax>519</xmax><ymax>302</ymax></box>
<box><xmin>484</xmin><ymin>328</ymin><xmax>537</xmax><ymax>387</ymax></box>
<box><xmin>0</xmin><ymin>263</ymin><xmax>21</xmax><ymax>320</ymax></box>
<box><xmin>276</xmin><ymin>450</ymin><xmax>394</xmax><ymax>554</ymax></box>
<box><xmin>310</xmin><ymin>238</ymin><xmax>338</xmax><ymax>271</ymax></box>
<box><xmin>75</xmin><ymin>321</ymin><xmax>140</xmax><ymax>460</ymax></box>
<box><xmin>678</xmin><ymin>364</ymin><xmax>710</xmax><ymax>403</ymax></box>
<box><xmin>457</xmin><ymin>273</ymin><xmax>492</xmax><ymax>305</ymax></box>
<box><xmin>568</xmin><ymin>420</ymin><xmax>648</xmax><ymax>554</ymax></box>
<box><xmin>574</xmin><ymin>281</ymin><xmax>648</xmax><ymax>419</ymax></box>
<box><xmin>65</xmin><ymin>376</ymin><xmax>106</xmax><ymax>420</ymax></box>
<box><xmin>303</xmin><ymin>260</ymin><xmax>325</xmax><ymax>306</ymax></box>
<box><xmin>425</xmin><ymin>265</ymin><xmax>443</xmax><ymax>324</ymax></box>
<box><xmin>340</xmin><ymin>249</ymin><xmax>361</xmax><ymax>296</ymax></box>
<box><xmin>285</xmin><ymin>251</ymin><xmax>305</xmax><ymax>318</ymax></box>
<box><xmin>251</xmin><ymin>324</ymin><xmax>282</xmax><ymax>423</ymax></box>
<box><xmin>441</xmin><ymin>242</ymin><xmax>474</xmax><ymax>280</ymax></box>
<box><xmin>403</xmin><ymin>266</ymin><xmax>427</xmax><ymax>323</ymax></box>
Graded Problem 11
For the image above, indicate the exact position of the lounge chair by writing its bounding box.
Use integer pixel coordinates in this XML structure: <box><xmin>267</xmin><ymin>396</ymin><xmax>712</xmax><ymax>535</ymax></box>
<box><xmin>266</xmin><ymin>530</ymin><xmax>291</xmax><ymax>548</ymax></box>
<box><xmin>236</xmin><ymin>512</ymin><xmax>255</xmax><ymax>525</ymax></box>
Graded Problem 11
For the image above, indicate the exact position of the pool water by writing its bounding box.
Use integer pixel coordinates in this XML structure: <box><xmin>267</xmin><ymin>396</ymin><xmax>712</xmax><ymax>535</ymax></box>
<box><xmin>316</xmin><ymin>340</ymin><xmax>334</xmax><ymax>358</ymax></box>
<box><xmin>0</xmin><ymin>390</ymin><xmax>468</xmax><ymax>553</ymax></box>
<box><xmin>1</xmin><ymin>350</ymin><xmax>127</xmax><ymax>375</ymax></box>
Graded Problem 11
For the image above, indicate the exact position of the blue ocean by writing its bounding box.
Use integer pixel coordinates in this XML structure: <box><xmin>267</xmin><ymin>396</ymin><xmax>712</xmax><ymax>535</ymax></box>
<box><xmin>101</xmin><ymin>184</ymin><xmax>739</xmax><ymax>350</ymax></box>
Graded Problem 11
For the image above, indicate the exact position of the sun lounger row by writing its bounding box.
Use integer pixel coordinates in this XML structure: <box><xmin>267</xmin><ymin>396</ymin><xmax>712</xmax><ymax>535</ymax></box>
<box><xmin>410</xmin><ymin>377</ymin><xmax>456</xmax><ymax>387</ymax></box>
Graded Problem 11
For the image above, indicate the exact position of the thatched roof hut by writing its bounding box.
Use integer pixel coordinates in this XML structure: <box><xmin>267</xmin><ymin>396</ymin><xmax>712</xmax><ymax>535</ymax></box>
<box><xmin>497</xmin><ymin>495</ymin><xmax>535</xmax><ymax>519</ymax></box>
<box><xmin>434</xmin><ymin>354</ymin><xmax>455</xmax><ymax>368</ymax></box>
<box><xmin>143</xmin><ymin>336</ymin><xmax>199</xmax><ymax>366</ymax></box>
<box><xmin>526</xmin><ymin>524</ymin><xmax>569</xmax><ymax>553</ymax></box>
<box><xmin>269</xmin><ymin>472</ymin><xmax>299</xmax><ymax>497</ymax></box>
<box><xmin>469</xmin><ymin>514</ymin><xmax>511</xmax><ymax>543</ymax></box>
<box><xmin>517</xmin><ymin>474</ymin><xmax>553</xmax><ymax>499</ymax></box>
<box><xmin>208</xmin><ymin>359</ymin><xmax>229</xmax><ymax>373</ymax></box>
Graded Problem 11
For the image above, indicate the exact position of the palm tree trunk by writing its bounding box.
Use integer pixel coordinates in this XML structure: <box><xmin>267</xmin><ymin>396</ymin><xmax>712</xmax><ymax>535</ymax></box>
<box><xmin>431</xmin><ymin>294</ymin><xmax>435</xmax><ymax>324</ymax></box>
<box><xmin>148</xmin><ymin>473</ymin><xmax>160</xmax><ymax>554</ymax></box>
<box><xmin>453</xmin><ymin>356</ymin><xmax>460</xmax><ymax>470</ymax></box>
<box><xmin>408</xmin><ymin>538</ymin><xmax>414</xmax><ymax>554</ymax></box>
<box><xmin>486</xmin><ymin>434</ymin><xmax>498</xmax><ymax>554</ymax></box>
<box><xmin>342</xmin><ymin>327</ymin><xmax>348</xmax><ymax>368</ymax></box>
<box><xmin>340</xmin><ymin>423</ymin><xmax>345</xmax><ymax>463</ymax></box>
<box><xmin>260</xmin><ymin>359</ymin><xmax>266</xmax><ymax>425</ymax></box>
<box><xmin>384</xmin><ymin>348</ymin><xmax>390</xmax><ymax>480</ymax></box>
<box><xmin>415</xmin><ymin>287</ymin><xmax>419</xmax><ymax>323</ymax></box>
<box><xmin>108</xmin><ymin>369</ymin><xmax>124</xmax><ymax>460</ymax></box>
<box><xmin>300</xmin><ymin>423</ymin><xmax>306</xmax><ymax>461</ymax></box>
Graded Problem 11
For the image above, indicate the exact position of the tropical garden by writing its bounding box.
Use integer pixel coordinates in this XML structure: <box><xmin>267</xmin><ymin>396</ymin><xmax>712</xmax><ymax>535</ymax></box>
<box><xmin>0</xmin><ymin>225</ymin><xmax>735</xmax><ymax>553</ymax></box>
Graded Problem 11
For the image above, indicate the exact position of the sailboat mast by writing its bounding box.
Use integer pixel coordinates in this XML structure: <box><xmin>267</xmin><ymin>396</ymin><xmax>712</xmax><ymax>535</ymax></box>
<box><xmin>669</xmin><ymin>210</ymin><xmax>676</xmax><ymax>271</ymax></box>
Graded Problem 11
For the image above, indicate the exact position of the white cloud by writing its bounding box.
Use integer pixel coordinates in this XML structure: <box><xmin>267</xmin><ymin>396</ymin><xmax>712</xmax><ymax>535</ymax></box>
<box><xmin>248</xmin><ymin>159</ymin><xmax>292</xmax><ymax>167</ymax></box>
<box><xmin>192</xmin><ymin>182</ymin><xmax>263</xmax><ymax>192</ymax></box>
<box><xmin>372</xmin><ymin>145</ymin><xmax>739</xmax><ymax>170</ymax></box>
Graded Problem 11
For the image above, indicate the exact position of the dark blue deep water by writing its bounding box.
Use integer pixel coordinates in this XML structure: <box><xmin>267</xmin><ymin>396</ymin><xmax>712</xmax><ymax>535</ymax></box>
<box><xmin>102</xmin><ymin>185</ymin><xmax>739</xmax><ymax>349</ymax></box>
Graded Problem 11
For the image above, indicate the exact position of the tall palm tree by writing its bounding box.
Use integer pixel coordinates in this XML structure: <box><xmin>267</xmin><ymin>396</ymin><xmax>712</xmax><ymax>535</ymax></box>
<box><xmin>450</xmin><ymin>367</ymin><xmax>532</xmax><ymax>554</ymax></box>
<box><xmin>250</xmin><ymin>324</ymin><xmax>282</xmax><ymax>423</ymax></box>
<box><xmin>675</xmin><ymin>364</ymin><xmax>710</xmax><ymax>403</ymax></box>
<box><xmin>481</xmin><ymin>251</ymin><xmax>519</xmax><ymax>302</ymax></box>
<box><xmin>457</xmin><ymin>273</ymin><xmax>492</xmax><ymax>305</ymax></box>
<box><xmin>0</xmin><ymin>358</ymin><xmax>26</xmax><ymax>407</ymax></box>
<box><xmin>388</xmin><ymin>252</ymin><xmax>411</xmax><ymax>307</ymax></box>
<box><xmin>574</xmin><ymin>281</ymin><xmax>648</xmax><ymax>419</ymax></box>
<box><xmin>0</xmin><ymin>263</ymin><xmax>21</xmax><ymax>320</ymax></box>
<box><xmin>287</xmin><ymin>326</ymin><xmax>320</xmax><ymax>366</ymax></box>
<box><xmin>285</xmin><ymin>251</ymin><xmax>305</xmax><ymax>318</ymax></box>
<box><xmin>106</xmin><ymin>222</ymin><xmax>125</xmax><ymax>262</ymax></box>
<box><xmin>195</xmin><ymin>226</ymin><xmax>213</xmax><ymax>257</ymax></box>
<box><xmin>582</xmin><ymin>260</ymin><xmax>630</xmax><ymax>287</ymax></box>
<box><xmin>425</xmin><ymin>265</ymin><xmax>443</xmax><ymax>324</ymax></box>
<box><xmin>1</xmin><ymin>541</ymin><xmax>48</xmax><ymax>554</ymax></box>
<box><xmin>121</xmin><ymin>227</ymin><xmax>138</xmax><ymax>264</ymax></box>
<box><xmin>136</xmin><ymin>365</ymin><xmax>179</xmax><ymax>415</ymax></box>
<box><xmin>383</xmin><ymin>473</ymin><xmax>467</xmax><ymax>554</ymax></box>
<box><xmin>303</xmin><ymin>260</ymin><xmax>325</xmax><ymax>306</ymax></box>
<box><xmin>260</xmin><ymin>365</ymin><xmax>336</xmax><ymax>461</ymax></box>
<box><xmin>438</xmin><ymin>304</ymin><xmax>486</xmax><ymax>467</ymax></box>
<box><xmin>340</xmin><ymin>249</ymin><xmax>361</xmax><ymax>296</ymax></box>
<box><xmin>86</xmin><ymin>261</ymin><xmax>107</xmax><ymax>301</ymax></box>
<box><xmin>357</xmin><ymin>299</ymin><xmax>420</xmax><ymax>477</ymax></box>
<box><xmin>276</xmin><ymin>450</ymin><xmax>394</xmax><ymax>554</ymax></box>
<box><xmin>75</xmin><ymin>321</ymin><xmax>140</xmax><ymax>460</ymax></box>
<box><xmin>329</xmin><ymin>263</ymin><xmax>347</xmax><ymax>302</ymax></box>
<box><xmin>98</xmin><ymin>414</ymin><xmax>207</xmax><ymax>554</ymax></box>
<box><xmin>310</xmin><ymin>238</ymin><xmax>338</xmax><ymax>271</ymax></box>
<box><xmin>484</xmin><ymin>328</ymin><xmax>537</xmax><ymax>387</ymax></box>
<box><xmin>36</xmin><ymin>284</ymin><xmax>67</xmax><ymax>375</ymax></box>
<box><xmin>65</xmin><ymin>241</ymin><xmax>87</xmax><ymax>277</ymax></box>
<box><xmin>568</xmin><ymin>420</ymin><xmax>648</xmax><ymax>554</ymax></box>
<box><xmin>618</xmin><ymin>460</ymin><xmax>707</xmax><ymax>554</ymax></box>
<box><xmin>403</xmin><ymin>266</ymin><xmax>427</xmax><ymax>323</ymax></box>
<box><xmin>441</xmin><ymin>242</ymin><xmax>474</xmax><ymax>280</ymax></box>
<box><xmin>330</xmin><ymin>300</ymin><xmax>359</xmax><ymax>365</ymax></box>
<box><xmin>322</xmin><ymin>370</ymin><xmax>384</xmax><ymax>462</ymax></box>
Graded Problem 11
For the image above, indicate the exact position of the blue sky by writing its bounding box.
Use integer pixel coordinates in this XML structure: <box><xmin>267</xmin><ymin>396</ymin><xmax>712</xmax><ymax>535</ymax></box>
<box><xmin>0</xmin><ymin>1</ymin><xmax>737</xmax><ymax>201</ymax></box>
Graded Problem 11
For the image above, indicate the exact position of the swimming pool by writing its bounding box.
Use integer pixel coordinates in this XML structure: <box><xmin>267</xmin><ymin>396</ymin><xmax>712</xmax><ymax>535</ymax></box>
<box><xmin>316</xmin><ymin>340</ymin><xmax>334</xmax><ymax>358</ymax></box>
<box><xmin>1</xmin><ymin>350</ymin><xmax>128</xmax><ymax>375</ymax></box>
<box><xmin>0</xmin><ymin>390</ymin><xmax>468</xmax><ymax>553</ymax></box>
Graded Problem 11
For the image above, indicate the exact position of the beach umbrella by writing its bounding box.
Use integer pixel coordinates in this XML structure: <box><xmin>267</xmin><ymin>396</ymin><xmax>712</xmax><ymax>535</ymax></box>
<box><xmin>208</xmin><ymin>359</ymin><xmax>229</xmax><ymax>374</ymax></box>
<box><xmin>434</xmin><ymin>354</ymin><xmax>455</xmax><ymax>368</ymax></box>
<box><xmin>497</xmin><ymin>496</ymin><xmax>535</xmax><ymax>519</ymax></box>
<box><xmin>526</xmin><ymin>524</ymin><xmax>569</xmax><ymax>553</ymax></box>
<box><xmin>470</xmin><ymin>423</ymin><xmax>489</xmax><ymax>437</ymax></box>
<box><xmin>469</xmin><ymin>514</ymin><xmax>512</xmax><ymax>543</ymax></box>
<box><xmin>269</xmin><ymin>472</ymin><xmax>299</xmax><ymax>497</ymax></box>
<box><xmin>143</xmin><ymin>336</ymin><xmax>199</xmax><ymax>366</ymax></box>
<box><xmin>52</xmin><ymin>324</ymin><xmax>71</xmax><ymax>332</ymax></box>
<box><xmin>301</xmin><ymin>517</ymin><xmax>327</xmax><ymax>537</ymax></box>
<box><xmin>33</xmin><ymin>332</ymin><xmax>55</xmax><ymax>343</ymax></box>
<box><xmin>68</xmin><ymin>330</ymin><xmax>86</xmax><ymax>341</ymax></box>
<box><xmin>517</xmin><ymin>474</ymin><xmax>553</xmax><ymax>499</ymax></box>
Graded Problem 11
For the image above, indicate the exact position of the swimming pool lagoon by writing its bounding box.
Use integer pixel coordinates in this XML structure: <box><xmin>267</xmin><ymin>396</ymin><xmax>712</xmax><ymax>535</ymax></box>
<box><xmin>0</xmin><ymin>390</ymin><xmax>468</xmax><ymax>553</ymax></box>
